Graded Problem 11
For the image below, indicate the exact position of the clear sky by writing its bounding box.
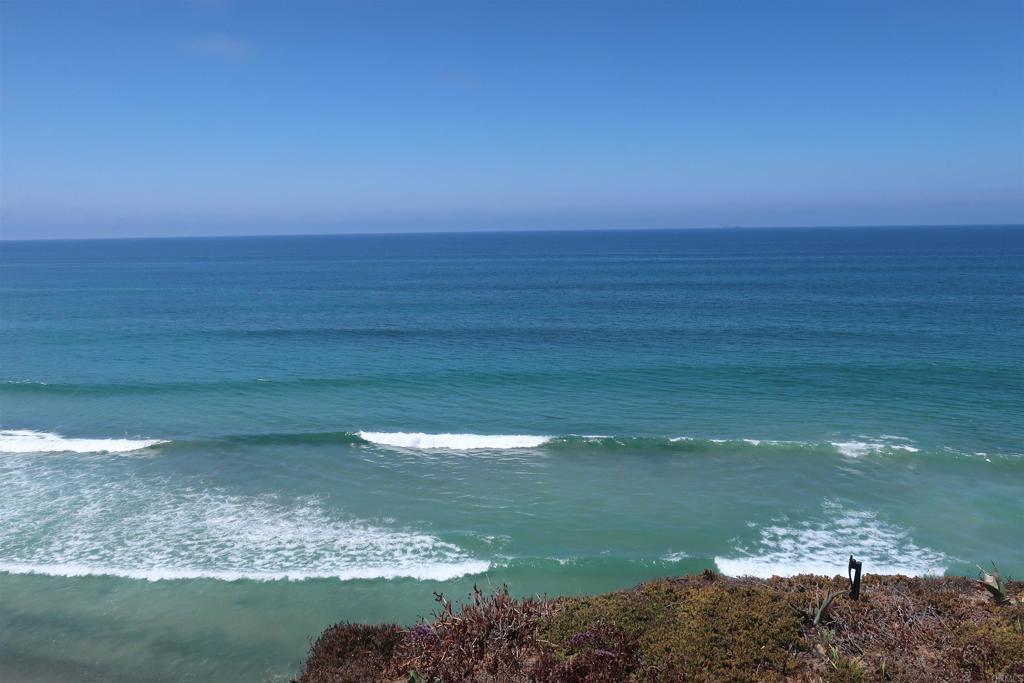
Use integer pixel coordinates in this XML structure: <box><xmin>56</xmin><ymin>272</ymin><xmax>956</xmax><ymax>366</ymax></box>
<box><xmin>1</xmin><ymin>0</ymin><xmax>1022</xmax><ymax>239</ymax></box>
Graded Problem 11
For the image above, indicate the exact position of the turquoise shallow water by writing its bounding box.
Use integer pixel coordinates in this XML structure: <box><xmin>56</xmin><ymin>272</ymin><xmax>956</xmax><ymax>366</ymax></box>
<box><xmin>1</xmin><ymin>226</ymin><xmax>1022</xmax><ymax>681</ymax></box>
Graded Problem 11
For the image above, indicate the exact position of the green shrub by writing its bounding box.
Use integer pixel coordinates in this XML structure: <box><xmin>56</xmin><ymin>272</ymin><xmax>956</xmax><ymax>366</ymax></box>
<box><xmin>544</xmin><ymin>578</ymin><xmax>805</xmax><ymax>682</ymax></box>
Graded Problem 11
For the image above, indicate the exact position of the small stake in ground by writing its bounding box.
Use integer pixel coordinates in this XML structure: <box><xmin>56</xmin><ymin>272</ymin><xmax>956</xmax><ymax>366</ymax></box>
<box><xmin>848</xmin><ymin>555</ymin><xmax>863</xmax><ymax>601</ymax></box>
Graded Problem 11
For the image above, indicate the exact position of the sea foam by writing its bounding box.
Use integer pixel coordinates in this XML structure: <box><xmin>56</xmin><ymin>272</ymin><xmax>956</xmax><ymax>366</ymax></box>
<box><xmin>714</xmin><ymin>500</ymin><xmax>947</xmax><ymax>578</ymax></box>
<box><xmin>0</xmin><ymin>429</ymin><xmax>166</xmax><ymax>454</ymax></box>
<box><xmin>0</xmin><ymin>560</ymin><xmax>490</xmax><ymax>583</ymax></box>
<box><xmin>831</xmin><ymin>437</ymin><xmax>920</xmax><ymax>458</ymax></box>
<box><xmin>358</xmin><ymin>431</ymin><xmax>551</xmax><ymax>450</ymax></box>
<box><xmin>0</xmin><ymin>458</ymin><xmax>489</xmax><ymax>583</ymax></box>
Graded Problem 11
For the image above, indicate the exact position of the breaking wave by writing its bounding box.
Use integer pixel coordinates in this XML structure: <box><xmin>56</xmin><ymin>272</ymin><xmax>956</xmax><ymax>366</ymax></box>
<box><xmin>357</xmin><ymin>431</ymin><xmax>551</xmax><ymax>450</ymax></box>
<box><xmin>830</xmin><ymin>436</ymin><xmax>920</xmax><ymax>458</ymax></box>
<box><xmin>714</xmin><ymin>500</ymin><xmax>949</xmax><ymax>578</ymax></box>
<box><xmin>0</xmin><ymin>429</ymin><xmax>166</xmax><ymax>454</ymax></box>
<box><xmin>3</xmin><ymin>427</ymin><xmax>1010</xmax><ymax>461</ymax></box>
<box><xmin>0</xmin><ymin>462</ymin><xmax>489</xmax><ymax>583</ymax></box>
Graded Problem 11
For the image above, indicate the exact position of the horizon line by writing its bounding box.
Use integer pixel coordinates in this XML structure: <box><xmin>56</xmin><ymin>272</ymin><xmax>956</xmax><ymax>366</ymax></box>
<box><xmin>2</xmin><ymin>222</ymin><xmax>1023</xmax><ymax>243</ymax></box>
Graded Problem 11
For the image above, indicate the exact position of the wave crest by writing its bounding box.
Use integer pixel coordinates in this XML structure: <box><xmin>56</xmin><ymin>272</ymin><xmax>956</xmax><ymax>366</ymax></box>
<box><xmin>0</xmin><ymin>429</ymin><xmax>166</xmax><ymax>454</ymax></box>
<box><xmin>357</xmin><ymin>431</ymin><xmax>551</xmax><ymax>450</ymax></box>
<box><xmin>0</xmin><ymin>560</ymin><xmax>490</xmax><ymax>583</ymax></box>
<box><xmin>830</xmin><ymin>437</ymin><xmax>919</xmax><ymax>458</ymax></box>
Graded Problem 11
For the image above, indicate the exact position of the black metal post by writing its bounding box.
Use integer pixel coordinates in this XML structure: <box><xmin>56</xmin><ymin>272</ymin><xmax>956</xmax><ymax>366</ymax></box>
<box><xmin>848</xmin><ymin>555</ymin><xmax>862</xmax><ymax>600</ymax></box>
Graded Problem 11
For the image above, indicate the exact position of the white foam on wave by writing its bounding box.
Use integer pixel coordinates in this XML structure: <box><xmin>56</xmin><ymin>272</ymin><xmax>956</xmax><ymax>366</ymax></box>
<box><xmin>715</xmin><ymin>500</ymin><xmax>947</xmax><ymax>578</ymax></box>
<box><xmin>0</xmin><ymin>460</ymin><xmax>489</xmax><ymax>583</ymax></box>
<box><xmin>662</xmin><ymin>551</ymin><xmax>690</xmax><ymax>562</ymax></box>
<box><xmin>669</xmin><ymin>436</ymin><xmax>807</xmax><ymax>447</ymax></box>
<box><xmin>0</xmin><ymin>429</ymin><xmax>166</xmax><ymax>454</ymax></box>
<box><xmin>831</xmin><ymin>437</ymin><xmax>920</xmax><ymax>458</ymax></box>
<box><xmin>358</xmin><ymin>431</ymin><xmax>551</xmax><ymax>450</ymax></box>
<box><xmin>668</xmin><ymin>435</ymin><xmax>928</xmax><ymax>455</ymax></box>
<box><xmin>0</xmin><ymin>560</ymin><xmax>490</xmax><ymax>582</ymax></box>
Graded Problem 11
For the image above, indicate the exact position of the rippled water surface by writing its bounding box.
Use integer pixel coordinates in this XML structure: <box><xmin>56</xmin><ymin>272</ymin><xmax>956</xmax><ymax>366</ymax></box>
<box><xmin>1</xmin><ymin>227</ymin><xmax>1022</xmax><ymax>681</ymax></box>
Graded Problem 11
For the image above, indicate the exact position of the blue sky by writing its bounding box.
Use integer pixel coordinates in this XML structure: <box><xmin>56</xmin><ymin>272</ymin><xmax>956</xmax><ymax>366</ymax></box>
<box><xmin>1</xmin><ymin>1</ymin><xmax>1022</xmax><ymax>239</ymax></box>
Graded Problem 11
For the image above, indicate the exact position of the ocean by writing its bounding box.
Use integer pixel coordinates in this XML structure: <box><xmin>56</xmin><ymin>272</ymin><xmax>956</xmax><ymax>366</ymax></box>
<box><xmin>1</xmin><ymin>226</ymin><xmax>1021</xmax><ymax>681</ymax></box>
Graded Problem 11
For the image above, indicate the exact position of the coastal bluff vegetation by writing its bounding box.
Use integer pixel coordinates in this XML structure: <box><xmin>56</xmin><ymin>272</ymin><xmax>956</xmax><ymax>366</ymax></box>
<box><xmin>294</xmin><ymin>571</ymin><xmax>1023</xmax><ymax>683</ymax></box>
